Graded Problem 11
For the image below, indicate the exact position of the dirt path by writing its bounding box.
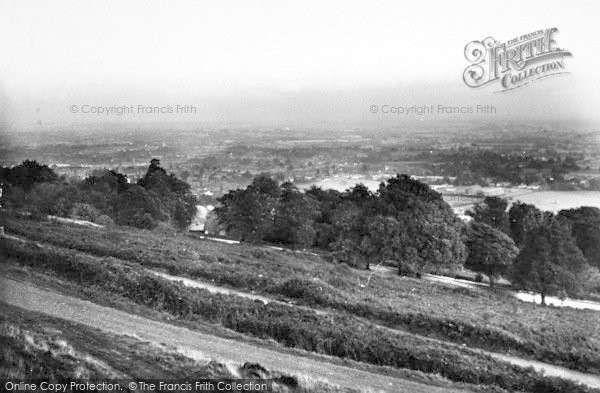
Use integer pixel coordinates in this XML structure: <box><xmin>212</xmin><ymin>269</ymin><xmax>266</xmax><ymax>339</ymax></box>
<box><xmin>0</xmin><ymin>277</ymin><xmax>467</xmax><ymax>393</ymax></box>
<box><xmin>490</xmin><ymin>353</ymin><xmax>600</xmax><ymax>389</ymax></box>
<box><xmin>151</xmin><ymin>271</ymin><xmax>275</xmax><ymax>303</ymax></box>
<box><xmin>371</xmin><ymin>265</ymin><xmax>600</xmax><ymax>312</ymax></box>
<box><xmin>150</xmin><ymin>271</ymin><xmax>329</xmax><ymax>316</ymax></box>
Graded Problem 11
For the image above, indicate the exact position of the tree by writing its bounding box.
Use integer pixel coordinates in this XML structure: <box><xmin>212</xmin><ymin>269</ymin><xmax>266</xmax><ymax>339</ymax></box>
<box><xmin>577</xmin><ymin>264</ymin><xmax>600</xmax><ymax>296</ymax></box>
<box><xmin>326</xmin><ymin>175</ymin><xmax>466</xmax><ymax>271</ymax></box>
<box><xmin>330</xmin><ymin>214</ymin><xmax>403</xmax><ymax>270</ymax></box>
<box><xmin>467</xmin><ymin>196</ymin><xmax>510</xmax><ymax>234</ymax></box>
<box><xmin>27</xmin><ymin>182</ymin><xmax>79</xmax><ymax>217</ymax></box>
<box><xmin>114</xmin><ymin>185</ymin><xmax>161</xmax><ymax>229</ymax></box>
<box><xmin>508</xmin><ymin>202</ymin><xmax>545</xmax><ymax>247</ymax></box>
<box><xmin>465</xmin><ymin>221</ymin><xmax>518</xmax><ymax>287</ymax></box>
<box><xmin>360</xmin><ymin>216</ymin><xmax>403</xmax><ymax>270</ymax></box>
<box><xmin>511</xmin><ymin>218</ymin><xmax>587</xmax><ymax>304</ymax></box>
<box><xmin>344</xmin><ymin>183</ymin><xmax>373</xmax><ymax>206</ymax></box>
<box><xmin>329</xmin><ymin>201</ymin><xmax>367</xmax><ymax>268</ymax></box>
<box><xmin>215</xmin><ymin>176</ymin><xmax>279</xmax><ymax>242</ymax></box>
<box><xmin>137</xmin><ymin>159</ymin><xmax>197</xmax><ymax>229</ymax></box>
<box><xmin>83</xmin><ymin>170</ymin><xmax>129</xmax><ymax>194</ymax></box>
<box><xmin>557</xmin><ymin>207</ymin><xmax>600</xmax><ymax>269</ymax></box>
<box><xmin>271</xmin><ymin>182</ymin><xmax>318</xmax><ymax>248</ymax></box>
<box><xmin>2</xmin><ymin>160</ymin><xmax>58</xmax><ymax>191</ymax></box>
<box><xmin>249</xmin><ymin>174</ymin><xmax>280</xmax><ymax>198</ymax></box>
<box><xmin>305</xmin><ymin>186</ymin><xmax>342</xmax><ymax>248</ymax></box>
<box><xmin>376</xmin><ymin>175</ymin><xmax>467</xmax><ymax>270</ymax></box>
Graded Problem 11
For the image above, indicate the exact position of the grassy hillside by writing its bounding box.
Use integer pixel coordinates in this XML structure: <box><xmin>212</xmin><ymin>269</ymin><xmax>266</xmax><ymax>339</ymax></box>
<box><xmin>1</xmin><ymin>216</ymin><xmax>599</xmax><ymax>392</ymax></box>
<box><xmin>0</xmin><ymin>304</ymin><xmax>350</xmax><ymax>393</ymax></box>
<box><xmin>3</xmin><ymin>216</ymin><xmax>600</xmax><ymax>375</ymax></box>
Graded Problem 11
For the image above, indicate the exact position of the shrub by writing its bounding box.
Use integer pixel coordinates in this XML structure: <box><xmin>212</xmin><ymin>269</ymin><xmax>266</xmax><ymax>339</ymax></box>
<box><xmin>94</xmin><ymin>215</ymin><xmax>115</xmax><ymax>228</ymax></box>
<box><xmin>70</xmin><ymin>203</ymin><xmax>100</xmax><ymax>222</ymax></box>
<box><xmin>268</xmin><ymin>277</ymin><xmax>343</xmax><ymax>304</ymax></box>
<box><xmin>398</xmin><ymin>261</ymin><xmax>421</xmax><ymax>278</ymax></box>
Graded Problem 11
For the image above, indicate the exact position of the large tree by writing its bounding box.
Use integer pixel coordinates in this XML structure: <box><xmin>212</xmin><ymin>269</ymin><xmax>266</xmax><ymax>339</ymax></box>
<box><xmin>558</xmin><ymin>207</ymin><xmax>600</xmax><ymax>269</ymax></box>
<box><xmin>1</xmin><ymin>160</ymin><xmax>59</xmax><ymax>191</ymax></box>
<box><xmin>511</xmin><ymin>218</ymin><xmax>587</xmax><ymax>304</ymax></box>
<box><xmin>465</xmin><ymin>221</ymin><xmax>518</xmax><ymax>287</ymax></box>
<box><xmin>216</xmin><ymin>175</ymin><xmax>279</xmax><ymax>242</ymax></box>
<box><xmin>508</xmin><ymin>202</ymin><xmax>545</xmax><ymax>247</ymax></box>
<box><xmin>270</xmin><ymin>182</ymin><xmax>318</xmax><ymax>248</ymax></box>
<box><xmin>375</xmin><ymin>175</ymin><xmax>467</xmax><ymax>270</ymax></box>
<box><xmin>137</xmin><ymin>159</ymin><xmax>197</xmax><ymax>229</ymax></box>
<box><xmin>305</xmin><ymin>186</ymin><xmax>342</xmax><ymax>248</ymax></box>
<box><xmin>331</xmin><ymin>214</ymin><xmax>403</xmax><ymax>270</ymax></box>
<box><xmin>114</xmin><ymin>185</ymin><xmax>162</xmax><ymax>229</ymax></box>
<box><xmin>467</xmin><ymin>196</ymin><xmax>511</xmax><ymax>234</ymax></box>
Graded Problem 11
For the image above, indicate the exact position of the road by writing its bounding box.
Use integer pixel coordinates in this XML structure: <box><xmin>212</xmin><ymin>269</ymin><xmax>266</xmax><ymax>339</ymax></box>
<box><xmin>0</xmin><ymin>277</ymin><xmax>468</xmax><ymax>393</ymax></box>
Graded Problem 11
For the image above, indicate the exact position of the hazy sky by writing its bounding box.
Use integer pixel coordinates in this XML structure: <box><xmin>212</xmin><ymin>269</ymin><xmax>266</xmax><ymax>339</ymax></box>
<box><xmin>1</xmin><ymin>0</ymin><xmax>599</xmax><ymax>127</ymax></box>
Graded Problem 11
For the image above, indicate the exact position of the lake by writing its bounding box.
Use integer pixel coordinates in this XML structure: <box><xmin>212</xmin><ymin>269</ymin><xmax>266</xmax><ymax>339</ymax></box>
<box><xmin>509</xmin><ymin>191</ymin><xmax>600</xmax><ymax>212</ymax></box>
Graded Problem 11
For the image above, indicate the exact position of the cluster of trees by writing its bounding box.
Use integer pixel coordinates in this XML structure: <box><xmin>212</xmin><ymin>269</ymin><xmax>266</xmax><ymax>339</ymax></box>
<box><xmin>424</xmin><ymin>149</ymin><xmax>580</xmax><ymax>186</ymax></box>
<box><xmin>217</xmin><ymin>173</ymin><xmax>599</xmax><ymax>302</ymax></box>
<box><xmin>0</xmin><ymin>159</ymin><xmax>197</xmax><ymax>230</ymax></box>
<box><xmin>466</xmin><ymin>196</ymin><xmax>600</xmax><ymax>302</ymax></box>
<box><xmin>216</xmin><ymin>174</ymin><xmax>467</xmax><ymax>273</ymax></box>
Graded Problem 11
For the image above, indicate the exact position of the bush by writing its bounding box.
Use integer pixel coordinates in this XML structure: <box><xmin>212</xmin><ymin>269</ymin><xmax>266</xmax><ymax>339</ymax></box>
<box><xmin>398</xmin><ymin>261</ymin><xmax>421</xmax><ymax>278</ymax></box>
<box><xmin>94</xmin><ymin>215</ymin><xmax>115</xmax><ymax>228</ymax></box>
<box><xmin>133</xmin><ymin>213</ymin><xmax>157</xmax><ymax>230</ymax></box>
<box><xmin>268</xmin><ymin>277</ymin><xmax>343</xmax><ymax>304</ymax></box>
<box><xmin>70</xmin><ymin>203</ymin><xmax>100</xmax><ymax>222</ymax></box>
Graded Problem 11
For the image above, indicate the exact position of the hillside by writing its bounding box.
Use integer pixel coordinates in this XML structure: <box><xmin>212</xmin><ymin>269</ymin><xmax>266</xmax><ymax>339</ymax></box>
<box><xmin>1</xmin><ymin>215</ymin><xmax>599</xmax><ymax>392</ymax></box>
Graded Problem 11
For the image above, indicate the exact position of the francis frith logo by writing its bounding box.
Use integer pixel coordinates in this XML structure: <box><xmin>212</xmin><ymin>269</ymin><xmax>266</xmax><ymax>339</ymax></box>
<box><xmin>463</xmin><ymin>28</ymin><xmax>572</xmax><ymax>92</ymax></box>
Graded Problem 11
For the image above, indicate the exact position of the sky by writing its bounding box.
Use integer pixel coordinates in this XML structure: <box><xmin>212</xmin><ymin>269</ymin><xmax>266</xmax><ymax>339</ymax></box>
<box><xmin>1</xmin><ymin>0</ymin><xmax>599</xmax><ymax>128</ymax></box>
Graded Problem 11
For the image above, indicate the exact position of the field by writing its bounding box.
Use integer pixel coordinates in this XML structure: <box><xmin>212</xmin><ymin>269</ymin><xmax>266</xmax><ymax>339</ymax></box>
<box><xmin>1</xmin><ymin>215</ymin><xmax>599</xmax><ymax>392</ymax></box>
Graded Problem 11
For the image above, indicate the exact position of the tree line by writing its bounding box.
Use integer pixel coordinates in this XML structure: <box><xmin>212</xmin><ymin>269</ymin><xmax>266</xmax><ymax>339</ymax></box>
<box><xmin>466</xmin><ymin>196</ymin><xmax>600</xmax><ymax>303</ymax></box>
<box><xmin>216</xmin><ymin>174</ymin><xmax>467</xmax><ymax>275</ymax></box>
<box><xmin>2</xmin><ymin>160</ymin><xmax>597</xmax><ymax>303</ymax></box>
<box><xmin>0</xmin><ymin>159</ymin><xmax>197</xmax><ymax>230</ymax></box>
<box><xmin>215</xmin><ymin>174</ymin><xmax>600</xmax><ymax>302</ymax></box>
<box><xmin>421</xmin><ymin>149</ymin><xmax>580</xmax><ymax>186</ymax></box>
